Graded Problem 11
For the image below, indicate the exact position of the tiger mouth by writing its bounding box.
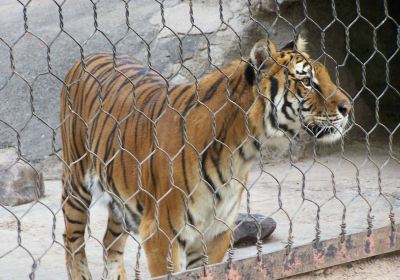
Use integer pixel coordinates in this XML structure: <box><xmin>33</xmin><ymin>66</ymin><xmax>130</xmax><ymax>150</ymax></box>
<box><xmin>305</xmin><ymin>124</ymin><xmax>341</xmax><ymax>139</ymax></box>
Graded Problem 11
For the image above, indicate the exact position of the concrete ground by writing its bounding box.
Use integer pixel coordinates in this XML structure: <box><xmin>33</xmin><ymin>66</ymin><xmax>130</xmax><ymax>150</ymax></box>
<box><xmin>1</xmin><ymin>139</ymin><xmax>399</xmax><ymax>279</ymax></box>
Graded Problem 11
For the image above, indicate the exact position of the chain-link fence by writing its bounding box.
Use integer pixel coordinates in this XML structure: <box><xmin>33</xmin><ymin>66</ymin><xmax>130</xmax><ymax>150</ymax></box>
<box><xmin>0</xmin><ymin>0</ymin><xmax>399</xmax><ymax>279</ymax></box>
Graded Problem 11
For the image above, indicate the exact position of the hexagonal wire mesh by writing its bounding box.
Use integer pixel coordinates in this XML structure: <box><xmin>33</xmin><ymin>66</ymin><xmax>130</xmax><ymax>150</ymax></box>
<box><xmin>0</xmin><ymin>0</ymin><xmax>399</xmax><ymax>279</ymax></box>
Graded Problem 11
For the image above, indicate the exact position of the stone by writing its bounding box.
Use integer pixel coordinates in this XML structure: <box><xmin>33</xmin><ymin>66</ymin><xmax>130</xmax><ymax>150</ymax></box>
<box><xmin>233</xmin><ymin>213</ymin><xmax>277</xmax><ymax>247</ymax></box>
<box><xmin>32</xmin><ymin>153</ymin><xmax>62</xmax><ymax>180</ymax></box>
<box><xmin>1</xmin><ymin>0</ymin><xmax>396</xmax><ymax>164</ymax></box>
<box><xmin>0</xmin><ymin>148</ymin><xmax>45</xmax><ymax>206</ymax></box>
<box><xmin>170</xmin><ymin>73</ymin><xmax>189</xmax><ymax>85</ymax></box>
<box><xmin>149</xmin><ymin>2</ymin><xmax>233</xmax><ymax>37</ymax></box>
<box><xmin>255</xmin><ymin>0</ymin><xmax>301</xmax><ymax>12</ymax></box>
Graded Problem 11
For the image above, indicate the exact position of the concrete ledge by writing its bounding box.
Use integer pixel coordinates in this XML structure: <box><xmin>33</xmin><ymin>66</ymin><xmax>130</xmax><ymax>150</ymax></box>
<box><xmin>155</xmin><ymin>224</ymin><xmax>400</xmax><ymax>280</ymax></box>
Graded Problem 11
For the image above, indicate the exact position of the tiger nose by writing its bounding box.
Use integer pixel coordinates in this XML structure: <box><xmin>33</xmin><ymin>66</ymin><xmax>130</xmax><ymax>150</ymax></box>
<box><xmin>337</xmin><ymin>100</ymin><xmax>351</xmax><ymax>117</ymax></box>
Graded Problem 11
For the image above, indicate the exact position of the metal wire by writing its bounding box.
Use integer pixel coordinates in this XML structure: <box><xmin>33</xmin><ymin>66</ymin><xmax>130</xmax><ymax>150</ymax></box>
<box><xmin>0</xmin><ymin>0</ymin><xmax>399</xmax><ymax>279</ymax></box>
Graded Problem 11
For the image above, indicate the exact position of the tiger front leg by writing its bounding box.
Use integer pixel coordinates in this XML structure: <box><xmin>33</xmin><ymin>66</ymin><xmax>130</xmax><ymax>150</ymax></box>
<box><xmin>140</xmin><ymin>218</ymin><xmax>184</xmax><ymax>277</ymax></box>
<box><xmin>184</xmin><ymin>229</ymin><xmax>232</xmax><ymax>271</ymax></box>
<box><xmin>206</xmin><ymin>229</ymin><xmax>232</xmax><ymax>265</ymax></box>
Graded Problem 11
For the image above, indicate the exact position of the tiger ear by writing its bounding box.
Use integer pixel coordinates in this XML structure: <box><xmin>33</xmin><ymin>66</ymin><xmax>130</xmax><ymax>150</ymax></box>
<box><xmin>249</xmin><ymin>38</ymin><xmax>277</xmax><ymax>70</ymax></box>
<box><xmin>282</xmin><ymin>35</ymin><xmax>307</xmax><ymax>53</ymax></box>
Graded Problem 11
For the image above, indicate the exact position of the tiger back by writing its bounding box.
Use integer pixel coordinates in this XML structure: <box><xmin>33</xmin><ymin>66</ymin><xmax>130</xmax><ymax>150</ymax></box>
<box><xmin>60</xmin><ymin>36</ymin><xmax>351</xmax><ymax>279</ymax></box>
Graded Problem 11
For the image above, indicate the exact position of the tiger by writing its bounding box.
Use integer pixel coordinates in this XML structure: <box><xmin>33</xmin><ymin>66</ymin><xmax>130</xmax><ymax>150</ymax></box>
<box><xmin>60</xmin><ymin>35</ymin><xmax>351</xmax><ymax>279</ymax></box>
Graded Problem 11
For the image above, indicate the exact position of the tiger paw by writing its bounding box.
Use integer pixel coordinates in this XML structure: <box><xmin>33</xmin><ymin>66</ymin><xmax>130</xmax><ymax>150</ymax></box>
<box><xmin>233</xmin><ymin>213</ymin><xmax>276</xmax><ymax>247</ymax></box>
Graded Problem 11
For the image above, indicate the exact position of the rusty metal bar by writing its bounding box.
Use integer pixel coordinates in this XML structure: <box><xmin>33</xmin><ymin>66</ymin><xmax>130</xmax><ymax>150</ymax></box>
<box><xmin>156</xmin><ymin>224</ymin><xmax>399</xmax><ymax>279</ymax></box>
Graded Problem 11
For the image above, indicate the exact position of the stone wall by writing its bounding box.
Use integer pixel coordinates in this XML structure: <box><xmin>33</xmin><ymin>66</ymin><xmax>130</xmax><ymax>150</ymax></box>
<box><xmin>0</xmin><ymin>0</ymin><xmax>398</xmax><ymax>163</ymax></box>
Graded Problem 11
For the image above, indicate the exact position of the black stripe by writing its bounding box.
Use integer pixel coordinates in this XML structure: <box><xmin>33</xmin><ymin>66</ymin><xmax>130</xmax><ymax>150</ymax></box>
<box><xmin>297</xmin><ymin>88</ymin><xmax>304</xmax><ymax>98</ymax></box>
<box><xmin>300</xmin><ymin>100</ymin><xmax>312</xmax><ymax>112</ymax></box>
<box><xmin>71</xmin><ymin>230</ymin><xmax>85</xmax><ymax>236</ymax></box>
<box><xmin>187</xmin><ymin>256</ymin><xmax>202</xmax><ymax>268</ymax></box>
<box><xmin>278</xmin><ymin>123</ymin><xmax>295</xmax><ymax>136</ymax></box>
<box><xmin>87</xmin><ymin>67</ymin><xmax>117</xmax><ymax>112</ymax></box>
<box><xmin>66</xmin><ymin>198</ymin><xmax>86</xmax><ymax>212</ymax></box>
<box><xmin>102</xmin><ymin>125</ymin><xmax>117</xmax><ymax>162</ymax></box>
<box><xmin>136</xmin><ymin>202</ymin><xmax>144</xmax><ymax>215</ymax></box>
<box><xmin>216</xmin><ymin>132</ymin><xmax>226</xmax><ymax>153</ymax></box>
<box><xmin>92</xmin><ymin>79</ymin><xmax>133</xmax><ymax>157</ymax></box>
<box><xmin>67</xmin><ymin>61</ymin><xmax>83</xmax><ymax>83</ymax></box>
<box><xmin>230</xmin><ymin>74</ymin><xmax>243</xmax><ymax>97</ymax></box>
<box><xmin>107</xmin><ymin>249</ymin><xmax>124</xmax><ymax>255</ymax></box>
<box><xmin>181</xmin><ymin>148</ymin><xmax>193</xmax><ymax>199</ymax></box>
<box><xmin>201</xmin><ymin>76</ymin><xmax>225</xmax><ymax>103</ymax></box>
<box><xmin>282</xmin><ymin>91</ymin><xmax>296</xmax><ymax>122</ymax></box>
<box><xmin>238</xmin><ymin>145</ymin><xmax>256</xmax><ymax>162</ymax></box>
<box><xmin>105</xmin><ymin>167</ymin><xmax>123</xmax><ymax>211</ymax></box>
<box><xmin>181</xmin><ymin>93</ymin><xmax>196</xmax><ymax>116</ymax></box>
<box><xmin>118</xmin><ymin>70</ymin><xmax>151</xmax><ymax>90</ymax></box>
<box><xmin>136</xmin><ymin>76</ymin><xmax>163</xmax><ymax>88</ymax></box>
<box><xmin>69</xmin><ymin>118</ymin><xmax>85</xmax><ymax>173</ymax></box>
<box><xmin>244</xmin><ymin>63</ymin><xmax>255</xmax><ymax>86</ymax></box>
<box><xmin>134</xmin><ymin>86</ymin><xmax>160</xmax><ymax>147</ymax></box>
<box><xmin>313</xmin><ymin>83</ymin><xmax>323</xmax><ymax>95</ymax></box>
<box><xmin>296</xmin><ymin>70</ymin><xmax>307</xmax><ymax>75</ymax></box>
<box><xmin>210</xmin><ymin>151</ymin><xmax>226</xmax><ymax>186</ymax></box>
<box><xmin>64</xmin><ymin>215</ymin><xmax>84</xmax><ymax>225</ymax></box>
<box><xmin>67</xmin><ymin>235</ymin><xmax>81</xmax><ymax>243</ymax></box>
<box><xmin>187</xmin><ymin>209</ymin><xmax>195</xmax><ymax>226</ymax></box>
<box><xmin>155</xmin><ymin>98</ymin><xmax>168</xmax><ymax>118</ymax></box>
<box><xmin>84</xmin><ymin>54</ymin><xmax>110</xmax><ymax>67</ymax></box>
<box><xmin>182</xmin><ymin>76</ymin><xmax>225</xmax><ymax>116</ymax></box>
<box><xmin>201</xmin><ymin>151</ymin><xmax>221</xmax><ymax>201</ymax></box>
<box><xmin>124</xmin><ymin>203</ymin><xmax>141</xmax><ymax>232</ymax></box>
<box><xmin>86</xmin><ymin>63</ymin><xmax>140</xmax><ymax>115</ymax></box>
<box><xmin>269</xmin><ymin>77</ymin><xmax>279</xmax><ymax>130</ymax></box>
<box><xmin>107</xmin><ymin>227</ymin><xmax>121</xmax><ymax>237</ymax></box>
<box><xmin>99</xmin><ymin>63</ymin><xmax>142</xmax><ymax>92</ymax></box>
<box><xmin>74</xmin><ymin>187</ymin><xmax>92</xmax><ymax>208</ymax></box>
<box><xmin>79</xmin><ymin>182</ymin><xmax>91</xmax><ymax>195</ymax></box>
<box><xmin>120</xmin><ymin>147</ymin><xmax>130</xmax><ymax>191</ymax></box>
<box><xmin>167</xmin><ymin>207</ymin><xmax>186</xmax><ymax>248</ymax></box>
<box><xmin>253</xmin><ymin>140</ymin><xmax>261</xmax><ymax>150</ymax></box>
<box><xmin>92</xmin><ymin>118</ymin><xmax>114</xmax><ymax>157</ymax></box>
<box><xmin>238</xmin><ymin>147</ymin><xmax>247</xmax><ymax>161</ymax></box>
<box><xmin>171</xmin><ymin>84</ymin><xmax>192</xmax><ymax>108</ymax></box>
<box><xmin>149</xmin><ymin>148</ymin><xmax>157</xmax><ymax>193</ymax></box>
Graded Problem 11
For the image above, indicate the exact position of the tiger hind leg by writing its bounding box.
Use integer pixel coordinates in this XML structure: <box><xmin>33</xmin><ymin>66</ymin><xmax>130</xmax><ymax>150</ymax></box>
<box><xmin>102</xmin><ymin>200</ymin><xmax>141</xmax><ymax>280</ymax></box>
<box><xmin>62</xmin><ymin>170</ymin><xmax>93</xmax><ymax>280</ymax></box>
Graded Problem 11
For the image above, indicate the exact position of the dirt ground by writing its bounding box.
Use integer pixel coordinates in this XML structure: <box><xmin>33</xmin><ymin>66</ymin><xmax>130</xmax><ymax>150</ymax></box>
<box><xmin>0</xmin><ymin>140</ymin><xmax>399</xmax><ymax>279</ymax></box>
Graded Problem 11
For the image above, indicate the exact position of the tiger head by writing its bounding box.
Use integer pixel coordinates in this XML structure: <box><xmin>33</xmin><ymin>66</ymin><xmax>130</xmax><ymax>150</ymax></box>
<box><xmin>248</xmin><ymin>36</ymin><xmax>351</xmax><ymax>143</ymax></box>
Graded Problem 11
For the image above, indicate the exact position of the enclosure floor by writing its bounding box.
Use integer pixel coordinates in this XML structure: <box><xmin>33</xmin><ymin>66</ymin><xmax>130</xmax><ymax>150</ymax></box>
<box><xmin>1</xmin><ymin>140</ymin><xmax>399</xmax><ymax>279</ymax></box>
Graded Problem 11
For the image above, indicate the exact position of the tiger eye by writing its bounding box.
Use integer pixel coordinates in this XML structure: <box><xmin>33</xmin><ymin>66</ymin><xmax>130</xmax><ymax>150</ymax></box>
<box><xmin>302</xmin><ymin>78</ymin><xmax>311</xmax><ymax>86</ymax></box>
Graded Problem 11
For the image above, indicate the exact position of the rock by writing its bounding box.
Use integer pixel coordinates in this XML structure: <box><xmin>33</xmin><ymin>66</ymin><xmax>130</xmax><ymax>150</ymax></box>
<box><xmin>1</xmin><ymin>0</ymin><xmax>395</xmax><ymax>164</ymax></box>
<box><xmin>255</xmin><ymin>0</ymin><xmax>301</xmax><ymax>12</ymax></box>
<box><xmin>32</xmin><ymin>153</ymin><xmax>62</xmax><ymax>180</ymax></box>
<box><xmin>149</xmin><ymin>2</ymin><xmax>233</xmax><ymax>37</ymax></box>
<box><xmin>0</xmin><ymin>148</ymin><xmax>45</xmax><ymax>206</ymax></box>
<box><xmin>170</xmin><ymin>73</ymin><xmax>189</xmax><ymax>84</ymax></box>
<box><xmin>233</xmin><ymin>213</ymin><xmax>276</xmax><ymax>247</ymax></box>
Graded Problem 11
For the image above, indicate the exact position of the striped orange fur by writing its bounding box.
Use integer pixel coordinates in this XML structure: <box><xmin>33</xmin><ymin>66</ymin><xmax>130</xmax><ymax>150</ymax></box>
<box><xmin>60</xmin><ymin>36</ymin><xmax>350</xmax><ymax>279</ymax></box>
